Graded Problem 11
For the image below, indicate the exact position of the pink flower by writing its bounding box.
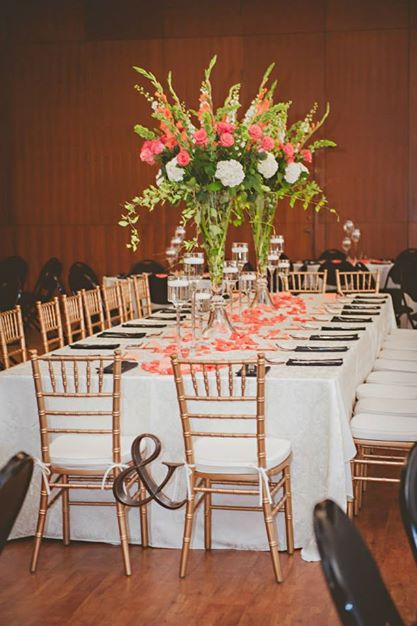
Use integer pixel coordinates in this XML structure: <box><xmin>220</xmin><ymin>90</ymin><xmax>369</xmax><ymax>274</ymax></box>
<box><xmin>176</xmin><ymin>149</ymin><xmax>191</xmax><ymax>166</ymax></box>
<box><xmin>261</xmin><ymin>135</ymin><xmax>274</xmax><ymax>151</ymax></box>
<box><xmin>216</xmin><ymin>121</ymin><xmax>235</xmax><ymax>134</ymax></box>
<box><xmin>193</xmin><ymin>128</ymin><xmax>208</xmax><ymax>146</ymax></box>
<box><xmin>219</xmin><ymin>132</ymin><xmax>234</xmax><ymax>147</ymax></box>
<box><xmin>282</xmin><ymin>142</ymin><xmax>295</xmax><ymax>162</ymax></box>
<box><xmin>248</xmin><ymin>124</ymin><xmax>263</xmax><ymax>141</ymax></box>
<box><xmin>301</xmin><ymin>148</ymin><xmax>312</xmax><ymax>163</ymax></box>
<box><xmin>151</xmin><ymin>139</ymin><xmax>165</xmax><ymax>155</ymax></box>
<box><xmin>140</xmin><ymin>142</ymin><xmax>156</xmax><ymax>165</ymax></box>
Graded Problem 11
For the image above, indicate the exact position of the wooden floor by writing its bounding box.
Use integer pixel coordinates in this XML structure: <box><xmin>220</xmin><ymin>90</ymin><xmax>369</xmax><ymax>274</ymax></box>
<box><xmin>0</xmin><ymin>480</ymin><xmax>416</xmax><ymax>626</ymax></box>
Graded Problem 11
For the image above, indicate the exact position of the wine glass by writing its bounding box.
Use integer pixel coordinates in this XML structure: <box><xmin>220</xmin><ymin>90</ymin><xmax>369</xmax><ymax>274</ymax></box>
<box><xmin>231</xmin><ymin>242</ymin><xmax>248</xmax><ymax>272</ymax></box>
<box><xmin>183</xmin><ymin>252</ymin><xmax>205</xmax><ymax>346</ymax></box>
<box><xmin>277</xmin><ymin>258</ymin><xmax>290</xmax><ymax>291</ymax></box>
<box><xmin>267</xmin><ymin>249</ymin><xmax>280</xmax><ymax>293</ymax></box>
<box><xmin>270</xmin><ymin>234</ymin><xmax>284</xmax><ymax>256</ymax></box>
<box><xmin>239</xmin><ymin>271</ymin><xmax>257</xmax><ymax>304</ymax></box>
<box><xmin>167</xmin><ymin>275</ymin><xmax>190</xmax><ymax>348</ymax></box>
<box><xmin>223</xmin><ymin>260</ymin><xmax>239</xmax><ymax>311</ymax></box>
<box><xmin>195</xmin><ymin>285</ymin><xmax>212</xmax><ymax>337</ymax></box>
<box><xmin>343</xmin><ymin>220</ymin><xmax>354</xmax><ymax>236</ymax></box>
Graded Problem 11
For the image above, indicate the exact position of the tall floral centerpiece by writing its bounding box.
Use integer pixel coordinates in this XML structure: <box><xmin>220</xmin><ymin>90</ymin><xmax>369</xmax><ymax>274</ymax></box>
<box><xmin>119</xmin><ymin>56</ymin><xmax>336</xmax><ymax>331</ymax></box>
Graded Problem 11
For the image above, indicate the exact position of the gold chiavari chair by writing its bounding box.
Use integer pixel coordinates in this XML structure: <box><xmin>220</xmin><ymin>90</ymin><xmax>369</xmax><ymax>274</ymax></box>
<box><xmin>102</xmin><ymin>284</ymin><xmax>124</xmax><ymax>327</ymax></box>
<box><xmin>61</xmin><ymin>293</ymin><xmax>86</xmax><ymax>344</ymax></box>
<box><xmin>130</xmin><ymin>274</ymin><xmax>152</xmax><ymax>318</ymax></box>
<box><xmin>0</xmin><ymin>305</ymin><xmax>27</xmax><ymax>369</ymax></box>
<box><xmin>285</xmin><ymin>270</ymin><xmax>327</xmax><ymax>294</ymax></box>
<box><xmin>36</xmin><ymin>297</ymin><xmax>65</xmax><ymax>354</ymax></box>
<box><xmin>171</xmin><ymin>353</ymin><xmax>294</xmax><ymax>583</ymax></box>
<box><xmin>118</xmin><ymin>279</ymin><xmax>135</xmax><ymax>322</ymax></box>
<box><xmin>336</xmin><ymin>270</ymin><xmax>380</xmax><ymax>295</ymax></box>
<box><xmin>29</xmin><ymin>349</ymin><xmax>148</xmax><ymax>576</ymax></box>
<box><xmin>81</xmin><ymin>286</ymin><xmax>106</xmax><ymax>335</ymax></box>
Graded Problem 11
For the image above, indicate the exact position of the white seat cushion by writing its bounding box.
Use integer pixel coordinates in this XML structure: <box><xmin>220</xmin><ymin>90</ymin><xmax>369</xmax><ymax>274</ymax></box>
<box><xmin>193</xmin><ymin>436</ymin><xmax>291</xmax><ymax>474</ymax></box>
<box><xmin>366</xmin><ymin>371</ymin><xmax>417</xmax><ymax>386</ymax></box>
<box><xmin>379</xmin><ymin>349</ymin><xmax>417</xmax><ymax>361</ymax></box>
<box><xmin>50</xmin><ymin>434</ymin><xmax>136</xmax><ymax>470</ymax></box>
<box><xmin>354</xmin><ymin>397</ymin><xmax>417</xmax><ymax>417</ymax></box>
<box><xmin>351</xmin><ymin>413</ymin><xmax>417</xmax><ymax>442</ymax></box>
<box><xmin>383</xmin><ymin>339</ymin><xmax>417</xmax><ymax>351</ymax></box>
<box><xmin>356</xmin><ymin>383</ymin><xmax>417</xmax><ymax>400</ymax></box>
<box><xmin>373</xmin><ymin>359</ymin><xmax>417</xmax><ymax>373</ymax></box>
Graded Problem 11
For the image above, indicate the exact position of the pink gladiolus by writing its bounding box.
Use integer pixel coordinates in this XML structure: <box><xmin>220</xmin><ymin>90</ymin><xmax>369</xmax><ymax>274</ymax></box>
<box><xmin>301</xmin><ymin>148</ymin><xmax>312</xmax><ymax>163</ymax></box>
<box><xmin>216</xmin><ymin>121</ymin><xmax>235</xmax><ymax>134</ymax></box>
<box><xmin>248</xmin><ymin>124</ymin><xmax>263</xmax><ymax>141</ymax></box>
<box><xmin>219</xmin><ymin>132</ymin><xmax>234</xmax><ymax>147</ymax></box>
<box><xmin>193</xmin><ymin>128</ymin><xmax>208</xmax><ymax>146</ymax></box>
<box><xmin>261</xmin><ymin>135</ymin><xmax>274</xmax><ymax>151</ymax></box>
<box><xmin>176</xmin><ymin>149</ymin><xmax>191</xmax><ymax>166</ymax></box>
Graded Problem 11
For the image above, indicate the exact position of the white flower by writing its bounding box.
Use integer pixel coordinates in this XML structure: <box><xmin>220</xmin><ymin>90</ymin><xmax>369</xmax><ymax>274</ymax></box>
<box><xmin>300</xmin><ymin>163</ymin><xmax>309</xmax><ymax>176</ymax></box>
<box><xmin>151</xmin><ymin>101</ymin><xmax>158</xmax><ymax>111</ymax></box>
<box><xmin>257</xmin><ymin>152</ymin><xmax>278</xmax><ymax>179</ymax></box>
<box><xmin>284</xmin><ymin>162</ymin><xmax>304</xmax><ymax>184</ymax></box>
<box><xmin>243</xmin><ymin>104</ymin><xmax>256</xmax><ymax>124</ymax></box>
<box><xmin>215</xmin><ymin>159</ymin><xmax>245</xmax><ymax>188</ymax></box>
<box><xmin>156</xmin><ymin>169</ymin><xmax>164</xmax><ymax>187</ymax></box>
<box><xmin>166</xmin><ymin>157</ymin><xmax>184</xmax><ymax>183</ymax></box>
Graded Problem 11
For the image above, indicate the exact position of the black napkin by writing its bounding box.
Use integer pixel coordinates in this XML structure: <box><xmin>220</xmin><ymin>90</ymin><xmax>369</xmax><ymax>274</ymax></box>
<box><xmin>343</xmin><ymin>305</ymin><xmax>381</xmax><ymax>311</ymax></box>
<box><xmin>286</xmin><ymin>358</ymin><xmax>343</xmax><ymax>367</ymax></box>
<box><xmin>321</xmin><ymin>326</ymin><xmax>366</xmax><ymax>332</ymax></box>
<box><xmin>341</xmin><ymin>309</ymin><xmax>380</xmax><ymax>316</ymax></box>
<box><xmin>152</xmin><ymin>314</ymin><xmax>186</xmax><ymax>320</ymax></box>
<box><xmin>122</xmin><ymin>323</ymin><xmax>167</xmax><ymax>328</ymax></box>
<box><xmin>332</xmin><ymin>316</ymin><xmax>372</xmax><ymax>323</ymax></box>
<box><xmin>310</xmin><ymin>334</ymin><xmax>359</xmax><ymax>341</ymax></box>
<box><xmin>236</xmin><ymin>364</ymin><xmax>270</xmax><ymax>377</ymax></box>
<box><xmin>70</xmin><ymin>343</ymin><xmax>120</xmax><ymax>350</ymax></box>
<box><xmin>102</xmin><ymin>361</ymin><xmax>138</xmax><ymax>374</ymax></box>
<box><xmin>353</xmin><ymin>296</ymin><xmax>387</xmax><ymax>302</ymax></box>
<box><xmin>295</xmin><ymin>346</ymin><xmax>349</xmax><ymax>353</ymax></box>
<box><xmin>97</xmin><ymin>331</ymin><xmax>146</xmax><ymax>339</ymax></box>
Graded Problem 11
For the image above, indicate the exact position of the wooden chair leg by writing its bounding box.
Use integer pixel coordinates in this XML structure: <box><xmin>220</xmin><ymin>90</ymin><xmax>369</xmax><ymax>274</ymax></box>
<box><xmin>354</xmin><ymin>447</ymin><xmax>362</xmax><ymax>516</ymax></box>
<box><xmin>262</xmin><ymin>497</ymin><xmax>283</xmax><ymax>583</ymax></box>
<box><xmin>62</xmin><ymin>477</ymin><xmax>70</xmax><ymax>546</ymax></box>
<box><xmin>30</xmin><ymin>486</ymin><xmax>49</xmax><ymax>573</ymax></box>
<box><xmin>180</xmin><ymin>487</ymin><xmax>196</xmax><ymax>578</ymax></box>
<box><xmin>283</xmin><ymin>466</ymin><xmax>294</xmax><ymax>555</ymax></box>
<box><xmin>139</xmin><ymin>479</ymin><xmax>148</xmax><ymax>548</ymax></box>
<box><xmin>115</xmin><ymin>501</ymin><xmax>131</xmax><ymax>576</ymax></box>
<box><xmin>347</xmin><ymin>499</ymin><xmax>354</xmax><ymax>519</ymax></box>
<box><xmin>204</xmin><ymin>478</ymin><xmax>212</xmax><ymax>551</ymax></box>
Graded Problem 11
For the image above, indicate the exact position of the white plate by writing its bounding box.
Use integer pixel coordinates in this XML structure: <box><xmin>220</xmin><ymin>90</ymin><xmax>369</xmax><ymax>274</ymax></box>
<box><xmin>276</xmin><ymin>341</ymin><xmax>298</xmax><ymax>351</ymax></box>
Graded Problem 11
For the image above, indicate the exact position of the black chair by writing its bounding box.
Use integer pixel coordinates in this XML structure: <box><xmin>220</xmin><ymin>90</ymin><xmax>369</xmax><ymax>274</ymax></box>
<box><xmin>0</xmin><ymin>452</ymin><xmax>33</xmax><ymax>555</ymax></box>
<box><xmin>319</xmin><ymin>259</ymin><xmax>356</xmax><ymax>287</ymax></box>
<box><xmin>400</xmin><ymin>443</ymin><xmax>417</xmax><ymax>565</ymax></box>
<box><xmin>318</xmin><ymin>249</ymin><xmax>347</xmax><ymax>262</ymax></box>
<box><xmin>314</xmin><ymin>499</ymin><xmax>405</xmax><ymax>626</ymax></box>
<box><xmin>21</xmin><ymin>257</ymin><xmax>65</xmax><ymax>326</ymax></box>
<box><xmin>68</xmin><ymin>261</ymin><xmax>99</xmax><ymax>293</ymax></box>
<box><xmin>382</xmin><ymin>249</ymin><xmax>417</xmax><ymax>327</ymax></box>
<box><xmin>0</xmin><ymin>256</ymin><xmax>28</xmax><ymax>312</ymax></box>
<box><xmin>130</xmin><ymin>259</ymin><xmax>166</xmax><ymax>275</ymax></box>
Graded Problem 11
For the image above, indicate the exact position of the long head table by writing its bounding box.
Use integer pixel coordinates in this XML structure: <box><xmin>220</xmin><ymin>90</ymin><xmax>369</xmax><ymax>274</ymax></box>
<box><xmin>0</xmin><ymin>293</ymin><xmax>396</xmax><ymax>561</ymax></box>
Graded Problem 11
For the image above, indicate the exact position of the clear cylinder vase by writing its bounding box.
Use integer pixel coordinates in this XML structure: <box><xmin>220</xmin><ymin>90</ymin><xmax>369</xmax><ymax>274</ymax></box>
<box><xmin>250</xmin><ymin>273</ymin><xmax>273</xmax><ymax>308</ymax></box>
<box><xmin>203</xmin><ymin>288</ymin><xmax>235</xmax><ymax>339</ymax></box>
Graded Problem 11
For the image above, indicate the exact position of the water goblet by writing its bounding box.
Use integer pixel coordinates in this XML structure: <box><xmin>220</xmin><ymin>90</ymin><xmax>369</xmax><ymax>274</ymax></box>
<box><xmin>167</xmin><ymin>275</ymin><xmax>190</xmax><ymax>349</ymax></box>
<box><xmin>223</xmin><ymin>260</ymin><xmax>239</xmax><ymax>312</ymax></box>
<box><xmin>183</xmin><ymin>252</ymin><xmax>205</xmax><ymax>347</ymax></box>
<box><xmin>231</xmin><ymin>242</ymin><xmax>248</xmax><ymax>272</ymax></box>
<box><xmin>267</xmin><ymin>250</ymin><xmax>280</xmax><ymax>293</ymax></box>
<box><xmin>195</xmin><ymin>286</ymin><xmax>212</xmax><ymax>338</ymax></box>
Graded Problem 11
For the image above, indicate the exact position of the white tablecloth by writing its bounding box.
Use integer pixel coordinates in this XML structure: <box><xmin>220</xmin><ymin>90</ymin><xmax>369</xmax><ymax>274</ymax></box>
<box><xmin>0</xmin><ymin>294</ymin><xmax>396</xmax><ymax>561</ymax></box>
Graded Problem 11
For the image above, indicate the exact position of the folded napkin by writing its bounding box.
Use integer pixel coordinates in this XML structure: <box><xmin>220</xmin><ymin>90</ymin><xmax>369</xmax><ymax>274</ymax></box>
<box><xmin>332</xmin><ymin>316</ymin><xmax>372</xmax><ymax>323</ymax></box>
<box><xmin>97</xmin><ymin>331</ymin><xmax>147</xmax><ymax>339</ymax></box>
<box><xmin>343</xmin><ymin>305</ymin><xmax>381</xmax><ymax>310</ymax></box>
<box><xmin>310</xmin><ymin>334</ymin><xmax>359</xmax><ymax>341</ymax></box>
<box><xmin>321</xmin><ymin>326</ymin><xmax>366</xmax><ymax>332</ymax></box>
<box><xmin>70</xmin><ymin>343</ymin><xmax>120</xmax><ymax>350</ymax></box>
<box><xmin>122</xmin><ymin>323</ymin><xmax>167</xmax><ymax>328</ymax></box>
<box><xmin>353</xmin><ymin>296</ymin><xmax>387</xmax><ymax>301</ymax></box>
<box><xmin>152</xmin><ymin>314</ymin><xmax>186</xmax><ymax>320</ymax></box>
<box><xmin>102</xmin><ymin>361</ymin><xmax>138</xmax><ymax>374</ymax></box>
<box><xmin>295</xmin><ymin>346</ymin><xmax>349</xmax><ymax>353</ymax></box>
<box><xmin>341</xmin><ymin>309</ymin><xmax>380</xmax><ymax>316</ymax></box>
<box><xmin>286</xmin><ymin>358</ymin><xmax>343</xmax><ymax>367</ymax></box>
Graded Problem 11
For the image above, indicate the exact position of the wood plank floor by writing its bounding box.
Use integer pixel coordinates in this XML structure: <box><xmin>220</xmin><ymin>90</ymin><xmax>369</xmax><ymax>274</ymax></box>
<box><xmin>0</xmin><ymin>480</ymin><xmax>416</xmax><ymax>626</ymax></box>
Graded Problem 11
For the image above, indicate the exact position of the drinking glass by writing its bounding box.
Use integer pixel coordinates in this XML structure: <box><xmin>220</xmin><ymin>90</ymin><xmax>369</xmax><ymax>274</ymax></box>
<box><xmin>223</xmin><ymin>260</ymin><xmax>239</xmax><ymax>311</ymax></box>
<box><xmin>231</xmin><ymin>242</ymin><xmax>248</xmax><ymax>272</ymax></box>
<box><xmin>277</xmin><ymin>258</ymin><xmax>290</xmax><ymax>290</ymax></box>
<box><xmin>183</xmin><ymin>252</ymin><xmax>205</xmax><ymax>346</ymax></box>
<box><xmin>270</xmin><ymin>234</ymin><xmax>284</xmax><ymax>256</ymax></box>
<box><xmin>239</xmin><ymin>271</ymin><xmax>257</xmax><ymax>304</ymax></box>
<box><xmin>195</xmin><ymin>285</ymin><xmax>212</xmax><ymax>337</ymax></box>
<box><xmin>167</xmin><ymin>275</ymin><xmax>190</xmax><ymax>348</ymax></box>
<box><xmin>267</xmin><ymin>250</ymin><xmax>280</xmax><ymax>293</ymax></box>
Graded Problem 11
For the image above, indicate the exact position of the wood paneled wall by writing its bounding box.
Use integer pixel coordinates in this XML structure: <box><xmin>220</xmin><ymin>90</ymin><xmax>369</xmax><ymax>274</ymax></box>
<box><xmin>1</xmin><ymin>0</ymin><xmax>416</xmax><ymax>287</ymax></box>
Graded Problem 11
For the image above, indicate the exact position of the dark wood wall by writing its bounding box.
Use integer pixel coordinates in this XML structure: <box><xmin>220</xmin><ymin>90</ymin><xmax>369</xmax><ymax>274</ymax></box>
<box><xmin>1</xmin><ymin>0</ymin><xmax>416</xmax><ymax>286</ymax></box>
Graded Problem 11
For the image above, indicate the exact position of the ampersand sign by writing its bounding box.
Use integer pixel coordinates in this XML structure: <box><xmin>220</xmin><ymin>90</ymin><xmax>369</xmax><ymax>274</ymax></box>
<box><xmin>113</xmin><ymin>434</ymin><xmax>186</xmax><ymax>510</ymax></box>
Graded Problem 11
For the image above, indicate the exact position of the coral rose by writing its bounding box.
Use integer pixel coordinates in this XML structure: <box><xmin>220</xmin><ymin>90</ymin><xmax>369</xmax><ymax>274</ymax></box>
<box><xmin>301</xmin><ymin>149</ymin><xmax>312</xmax><ymax>163</ymax></box>
<box><xmin>140</xmin><ymin>142</ymin><xmax>156</xmax><ymax>165</ymax></box>
<box><xmin>193</xmin><ymin>128</ymin><xmax>208</xmax><ymax>146</ymax></box>
<box><xmin>261</xmin><ymin>136</ymin><xmax>274</xmax><ymax>151</ymax></box>
<box><xmin>176</xmin><ymin>149</ymin><xmax>191</xmax><ymax>167</ymax></box>
<box><xmin>248</xmin><ymin>124</ymin><xmax>263</xmax><ymax>141</ymax></box>
<box><xmin>151</xmin><ymin>139</ymin><xmax>165</xmax><ymax>155</ymax></box>
<box><xmin>282</xmin><ymin>142</ymin><xmax>295</xmax><ymax>162</ymax></box>
<box><xmin>219</xmin><ymin>132</ymin><xmax>234</xmax><ymax>147</ymax></box>
<box><xmin>216</xmin><ymin>121</ymin><xmax>235</xmax><ymax>134</ymax></box>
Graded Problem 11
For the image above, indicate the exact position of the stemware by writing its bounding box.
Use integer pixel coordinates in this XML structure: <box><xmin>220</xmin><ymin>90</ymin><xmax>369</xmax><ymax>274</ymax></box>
<box><xmin>175</xmin><ymin>225</ymin><xmax>186</xmax><ymax>240</ymax></box>
<box><xmin>171</xmin><ymin>236</ymin><xmax>183</xmax><ymax>251</ymax></box>
<box><xmin>267</xmin><ymin>250</ymin><xmax>280</xmax><ymax>293</ymax></box>
<box><xmin>342</xmin><ymin>237</ymin><xmax>352</xmax><ymax>255</ymax></box>
<box><xmin>351</xmin><ymin>228</ymin><xmax>361</xmax><ymax>261</ymax></box>
<box><xmin>223</xmin><ymin>260</ymin><xmax>239</xmax><ymax>311</ymax></box>
<box><xmin>231</xmin><ymin>242</ymin><xmax>248</xmax><ymax>272</ymax></box>
<box><xmin>167</xmin><ymin>275</ymin><xmax>190</xmax><ymax>349</ymax></box>
<box><xmin>183</xmin><ymin>252</ymin><xmax>205</xmax><ymax>347</ymax></box>
<box><xmin>343</xmin><ymin>220</ymin><xmax>355</xmax><ymax>236</ymax></box>
<box><xmin>270</xmin><ymin>234</ymin><xmax>284</xmax><ymax>256</ymax></box>
<box><xmin>195</xmin><ymin>285</ymin><xmax>212</xmax><ymax>337</ymax></box>
<box><xmin>165</xmin><ymin>246</ymin><xmax>178</xmax><ymax>271</ymax></box>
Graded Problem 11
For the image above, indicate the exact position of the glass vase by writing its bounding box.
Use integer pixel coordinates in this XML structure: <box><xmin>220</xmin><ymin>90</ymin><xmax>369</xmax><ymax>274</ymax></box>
<box><xmin>251</xmin><ymin>272</ymin><xmax>273</xmax><ymax>308</ymax></box>
<box><xmin>249</xmin><ymin>195</ymin><xmax>277</xmax><ymax>308</ymax></box>
<box><xmin>203</xmin><ymin>286</ymin><xmax>235</xmax><ymax>339</ymax></box>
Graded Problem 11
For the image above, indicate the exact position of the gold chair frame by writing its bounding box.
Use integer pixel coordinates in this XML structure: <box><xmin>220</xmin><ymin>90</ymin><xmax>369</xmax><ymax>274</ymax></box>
<box><xmin>336</xmin><ymin>270</ymin><xmax>380</xmax><ymax>294</ymax></box>
<box><xmin>284</xmin><ymin>270</ymin><xmax>327</xmax><ymax>294</ymax></box>
<box><xmin>36</xmin><ymin>297</ymin><xmax>65</xmax><ymax>354</ymax></box>
<box><xmin>102</xmin><ymin>284</ymin><xmax>124</xmax><ymax>327</ymax></box>
<box><xmin>130</xmin><ymin>274</ymin><xmax>152</xmax><ymax>318</ymax></box>
<box><xmin>29</xmin><ymin>349</ymin><xmax>148</xmax><ymax>576</ymax></box>
<box><xmin>0</xmin><ymin>305</ymin><xmax>27</xmax><ymax>369</ymax></box>
<box><xmin>118</xmin><ymin>279</ymin><xmax>135</xmax><ymax>322</ymax></box>
<box><xmin>171</xmin><ymin>353</ymin><xmax>294</xmax><ymax>583</ymax></box>
<box><xmin>81</xmin><ymin>287</ymin><xmax>106</xmax><ymax>335</ymax></box>
<box><xmin>61</xmin><ymin>293</ymin><xmax>86</xmax><ymax>344</ymax></box>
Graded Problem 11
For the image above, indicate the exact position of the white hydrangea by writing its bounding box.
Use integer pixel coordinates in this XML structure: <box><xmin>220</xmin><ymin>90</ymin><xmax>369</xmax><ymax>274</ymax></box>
<box><xmin>284</xmin><ymin>162</ymin><xmax>309</xmax><ymax>184</ymax></box>
<box><xmin>166</xmin><ymin>157</ymin><xmax>185</xmax><ymax>183</ymax></box>
<box><xmin>257</xmin><ymin>152</ymin><xmax>278</xmax><ymax>179</ymax></box>
<box><xmin>215</xmin><ymin>159</ymin><xmax>245</xmax><ymax>188</ymax></box>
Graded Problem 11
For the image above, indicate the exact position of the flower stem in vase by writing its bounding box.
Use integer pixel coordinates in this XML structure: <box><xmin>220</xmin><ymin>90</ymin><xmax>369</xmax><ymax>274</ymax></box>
<box><xmin>249</xmin><ymin>194</ymin><xmax>276</xmax><ymax>307</ymax></box>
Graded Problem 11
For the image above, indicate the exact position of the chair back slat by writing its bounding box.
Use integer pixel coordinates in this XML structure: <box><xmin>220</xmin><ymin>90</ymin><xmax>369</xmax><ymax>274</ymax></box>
<box><xmin>102</xmin><ymin>284</ymin><xmax>124</xmax><ymax>327</ymax></box>
<box><xmin>0</xmin><ymin>305</ymin><xmax>27</xmax><ymax>369</ymax></box>
<box><xmin>37</xmin><ymin>297</ymin><xmax>65</xmax><ymax>354</ymax></box>
<box><xmin>336</xmin><ymin>270</ymin><xmax>380</xmax><ymax>294</ymax></box>
<box><xmin>286</xmin><ymin>271</ymin><xmax>327</xmax><ymax>293</ymax></box>
<box><xmin>61</xmin><ymin>293</ymin><xmax>86</xmax><ymax>343</ymax></box>
<box><xmin>118</xmin><ymin>279</ymin><xmax>135</xmax><ymax>321</ymax></box>
<box><xmin>130</xmin><ymin>274</ymin><xmax>152</xmax><ymax>318</ymax></box>
<box><xmin>171</xmin><ymin>354</ymin><xmax>266</xmax><ymax>469</ymax></box>
<box><xmin>81</xmin><ymin>287</ymin><xmax>106</xmax><ymax>335</ymax></box>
